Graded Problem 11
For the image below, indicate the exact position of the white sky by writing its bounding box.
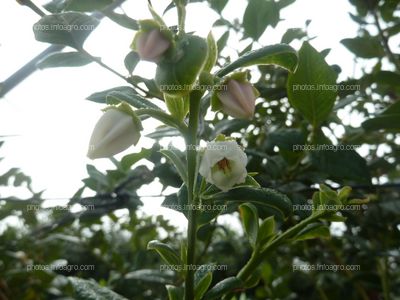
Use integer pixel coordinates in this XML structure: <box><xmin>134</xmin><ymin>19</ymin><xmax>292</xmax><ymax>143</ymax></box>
<box><xmin>0</xmin><ymin>0</ymin><xmax>360</xmax><ymax>228</ymax></box>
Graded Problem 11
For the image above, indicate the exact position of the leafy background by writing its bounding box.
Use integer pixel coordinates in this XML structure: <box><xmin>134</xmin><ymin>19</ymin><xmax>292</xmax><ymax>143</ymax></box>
<box><xmin>0</xmin><ymin>0</ymin><xmax>399</xmax><ymax>299</ymax></box>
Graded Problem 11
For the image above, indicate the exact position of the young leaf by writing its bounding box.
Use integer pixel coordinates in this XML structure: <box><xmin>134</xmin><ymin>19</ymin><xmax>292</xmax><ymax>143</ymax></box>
<box><xmin>239</xmin><ymin>203</ymin><xmax>259</xmax><ymax>248</ymax></box>
<box><xmin>287</xmin><ymin>42</ymin><xmax>338</xmax><ymax>127</ymax></box>
<box><xmin>147</xmin><ymin>240</ymin><xmax>182</xmax><ymax>267</ymax></box>
<box><xmin>257</xmin><ymin>216</ymin><xmax>275</xmax><ymax>245</ymax></box>
<box><xmin>33</xmin><ymin>12</ymin><xmax>99</xmax><ymax>49</ymax></box>
<box><xmin>195</xmin><ymin>270</ymin><xmax>213</xmax><ymax>300</ymax></box>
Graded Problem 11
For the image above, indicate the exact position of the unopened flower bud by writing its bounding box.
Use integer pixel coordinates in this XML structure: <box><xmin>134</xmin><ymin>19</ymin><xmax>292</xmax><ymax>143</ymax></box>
<box><xmin>217</xmin><ymin>79</ymin><xmax>258</xmax><ymax>119</ymax></box>
<box><xmin>135</xmin><ymin>29</ymin><xmax>171</xmax><ymax>63</ymax></box>
<box><xmin>87</xmin><ymin>103</ymin><xmax>142</xmax><ymax>160</ymax></box>
<box><xmin>199</xmin><ymin>139</ymin><xmax>247</xmax><ymax>192</ymax></box>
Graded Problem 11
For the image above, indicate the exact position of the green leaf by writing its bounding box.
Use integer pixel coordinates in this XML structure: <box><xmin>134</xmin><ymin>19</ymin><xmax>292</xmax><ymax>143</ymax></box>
<box><xmin>362</xmin><ymin>101</ymin><xmax>400</xmax><ymax>131</ymax></box>
<box><xmin>287</xmin><ymin>42</ymin><xmax>338</xmax><ymax>127</ymax></box>
<box><xmin>203</xmin><ymin>277</ymin><xmax>243</xmax><ymax>300</ymax></box>
<box><xmin>209</xmin><ymin>0</ymin><xmax>229</xmax><ymax>13</ymax></box>
<box><xmin>341</xmin><ymin>36</ymin><xmax>384</xmax><ymax>58</ymax></box>
<box><xmin>125</xmin><ymin>269</ymin><xmax>175</xmax><ymax>284</ymax></box>
<box><xmin>257</xmin><ymin>216</ymin><xmax>275</xmax><ymax>245</ymax></box>
<box><xmin>104</xmin><ymin>11</ymin><xmax>139</xmax><ymax>30</ymax></box>
<box><xmin>211</xmin><ymin>187</ymin><xmax>292</xmax><ymax>221</ymax></box>
<box><xmin>216</xmin><ymin>44</ymin><xmax>298</xmax><ymax>77</ymax></box>
<box><xmin>33</xmin><ymin>12</ymin><xmax>99</xmax><ymax>49</ymax></box>
<box><xmin>195</xmin><ymin>269</ymin><xmax>213</xmax><ymax>300</ymax></box>
<box><xmin>147</xmin><ymin>240</ymin><xmax>182</xmax><ymax>267</ymax></box>
<box><xmin>69</xmin><ymin>277</ymin><xmax>128</xmax><ymax>300</ymax></box>
<box><xmin>64</xmin><ymin>0</ymin><xmax>112</xmax><ymax>12</ymax></box>
<box><xmin>160</xmin><ymin>149</ymin><xmax>188</xmax><ymax>184</ymax></box>
<box><xmin>243</xmin><ymin>0</ymin><xmax>279</xmax><ymax>39</ymax></box>
<box><xmin>106</xmin><ymin>91</ymin><xmax>161</xmax><ymax>110</ymax></box>
<box><xmin>216</xmin><ymin>31</ymin><xmax>230</xmax><ymax>56</ymax></box>
<box><xmin>311</xmin><ymin>150</ymin><xmax>371</xmax><ymax>184</ymax></box>
<box><xmin>281</xmin><ymin>28</ymin><xmax>307</xmax><ymax>44</ymax></box>
<box><xmin>124</xmin><ymin>51</ymin><xmax>140</xmax><ymax>74</ymax></box>
<box><xmin>166</xmin><ymin>285</ymin><xmax>184</xmax><ymax>300</ymax></box>
<box><xmin>36</xmin><ymin>51</ymin><xmax>93</xmax><ymax>69</ymax></box>
<box><xmin>294</xmin><ymin>223</ymin><xmax>331</xmax><ymax>241</ymax></box>
<box><xmin>120</xmin><ymin>148</ymin><xmax>152</xmax><ymax>171</ymax></box>
<box><xmin>239</xmin><ymin>203</ymin><xmax>259</xmax><ymax>248</ymax></box>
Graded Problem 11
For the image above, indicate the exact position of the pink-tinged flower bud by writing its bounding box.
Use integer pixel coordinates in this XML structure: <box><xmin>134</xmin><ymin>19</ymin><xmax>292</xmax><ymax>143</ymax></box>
<box><xmin>217</xmin><ymin>79</ymin><xmax>257</xmax><ymax>119</ymax></box>
<box><xmin>199</xmin><ymin>140</ymin><xmax>248</xmax><ymax>192</ymax></box>
<box><xmin>136</xmin><ymin>29</ymin><xmax>171</xmax><ymax>63</ymax></box>
<box><xmin>87</xmin><ymin>104</ymin><xmax>142</xmax><ymax>160</ymax></box>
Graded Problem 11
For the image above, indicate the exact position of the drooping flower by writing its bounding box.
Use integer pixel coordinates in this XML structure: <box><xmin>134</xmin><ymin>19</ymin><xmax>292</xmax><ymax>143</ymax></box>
<box><xmin>217</xmin><ymin>79</ymin><xmax>258</xmax><ymax>119</ymax></box>
<box><xmin>87</xmin><ymin>103</ymin><xmax>142</xmax><ymax>160</ymax></box>
<box><xmin>199</xmin><ymin>139</ymin><xmax>247</xmax><ymax>192</ymax></box>
<box><xmin>135</xmin><ymin>28</ymin><xmax>171</xmax><ymax>63</ymax></box>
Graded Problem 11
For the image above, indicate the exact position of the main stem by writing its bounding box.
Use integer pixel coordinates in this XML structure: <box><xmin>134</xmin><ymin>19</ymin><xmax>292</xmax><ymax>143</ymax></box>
<box><xmin>185</xmin><ymin>91</ymin><xmax>201</xmax><ymax>300</ymax></box>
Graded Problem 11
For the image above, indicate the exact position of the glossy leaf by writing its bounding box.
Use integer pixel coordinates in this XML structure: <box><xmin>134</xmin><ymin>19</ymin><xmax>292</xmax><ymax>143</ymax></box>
<box><xmin>216</xmin><ymin>44</ymin><xmax>298</xmax><ymax>77</ymax></box>
<box><xmin>211</xmin><ymin>187</ymin><xmax>292</xmax><ymax>221</ymax></box>
<box><xmin>69</xmin><ymin>277</ymin><xmax>128</xmax><ymax>300</ymax></box>
<box><xmin>203</xmin><ymin>277</ymin><xmax>243</xmax><ymax>300</ymax></box>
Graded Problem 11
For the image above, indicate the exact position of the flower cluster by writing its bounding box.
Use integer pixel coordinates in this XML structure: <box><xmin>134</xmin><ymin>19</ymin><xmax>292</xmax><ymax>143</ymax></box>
<box><xmin>86</xmin><ymin>6</ymin><xmax>258</xmax><ymax>192</ymax></box>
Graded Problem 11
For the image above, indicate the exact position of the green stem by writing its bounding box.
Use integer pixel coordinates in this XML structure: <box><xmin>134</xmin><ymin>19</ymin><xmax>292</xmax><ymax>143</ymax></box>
<box><xmin>184</xmin><ymin>90</ymin><xmax>202</xmax><ymax>300</ymax></box>
<box><xmin>237</xmin><ymin>213</ymin><xmax>323</xmax><ymax>283</ymax></box>
<box><xmin>177</xmin><ymin>1</ymin><xmax>186</xmax><ymax>36</ymax></box>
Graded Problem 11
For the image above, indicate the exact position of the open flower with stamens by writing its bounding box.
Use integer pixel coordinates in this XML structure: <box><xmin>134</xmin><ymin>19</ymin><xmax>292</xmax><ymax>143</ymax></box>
<box><xmin>199</xmin><ymin>139</ymin><xmax>248</xmax><ymax>192</ymax></box>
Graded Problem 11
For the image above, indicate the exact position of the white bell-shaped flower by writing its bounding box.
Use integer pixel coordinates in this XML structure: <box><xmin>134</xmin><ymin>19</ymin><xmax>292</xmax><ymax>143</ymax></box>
<box><xmin>199</xmin><ymin>140</ymin><xmax>248</xmax><ymax>192</ymax></box>
<box><xmin>87</xmin><ymin>104</ymin><xmax>142</xmax><ymax>159</ymax></box>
